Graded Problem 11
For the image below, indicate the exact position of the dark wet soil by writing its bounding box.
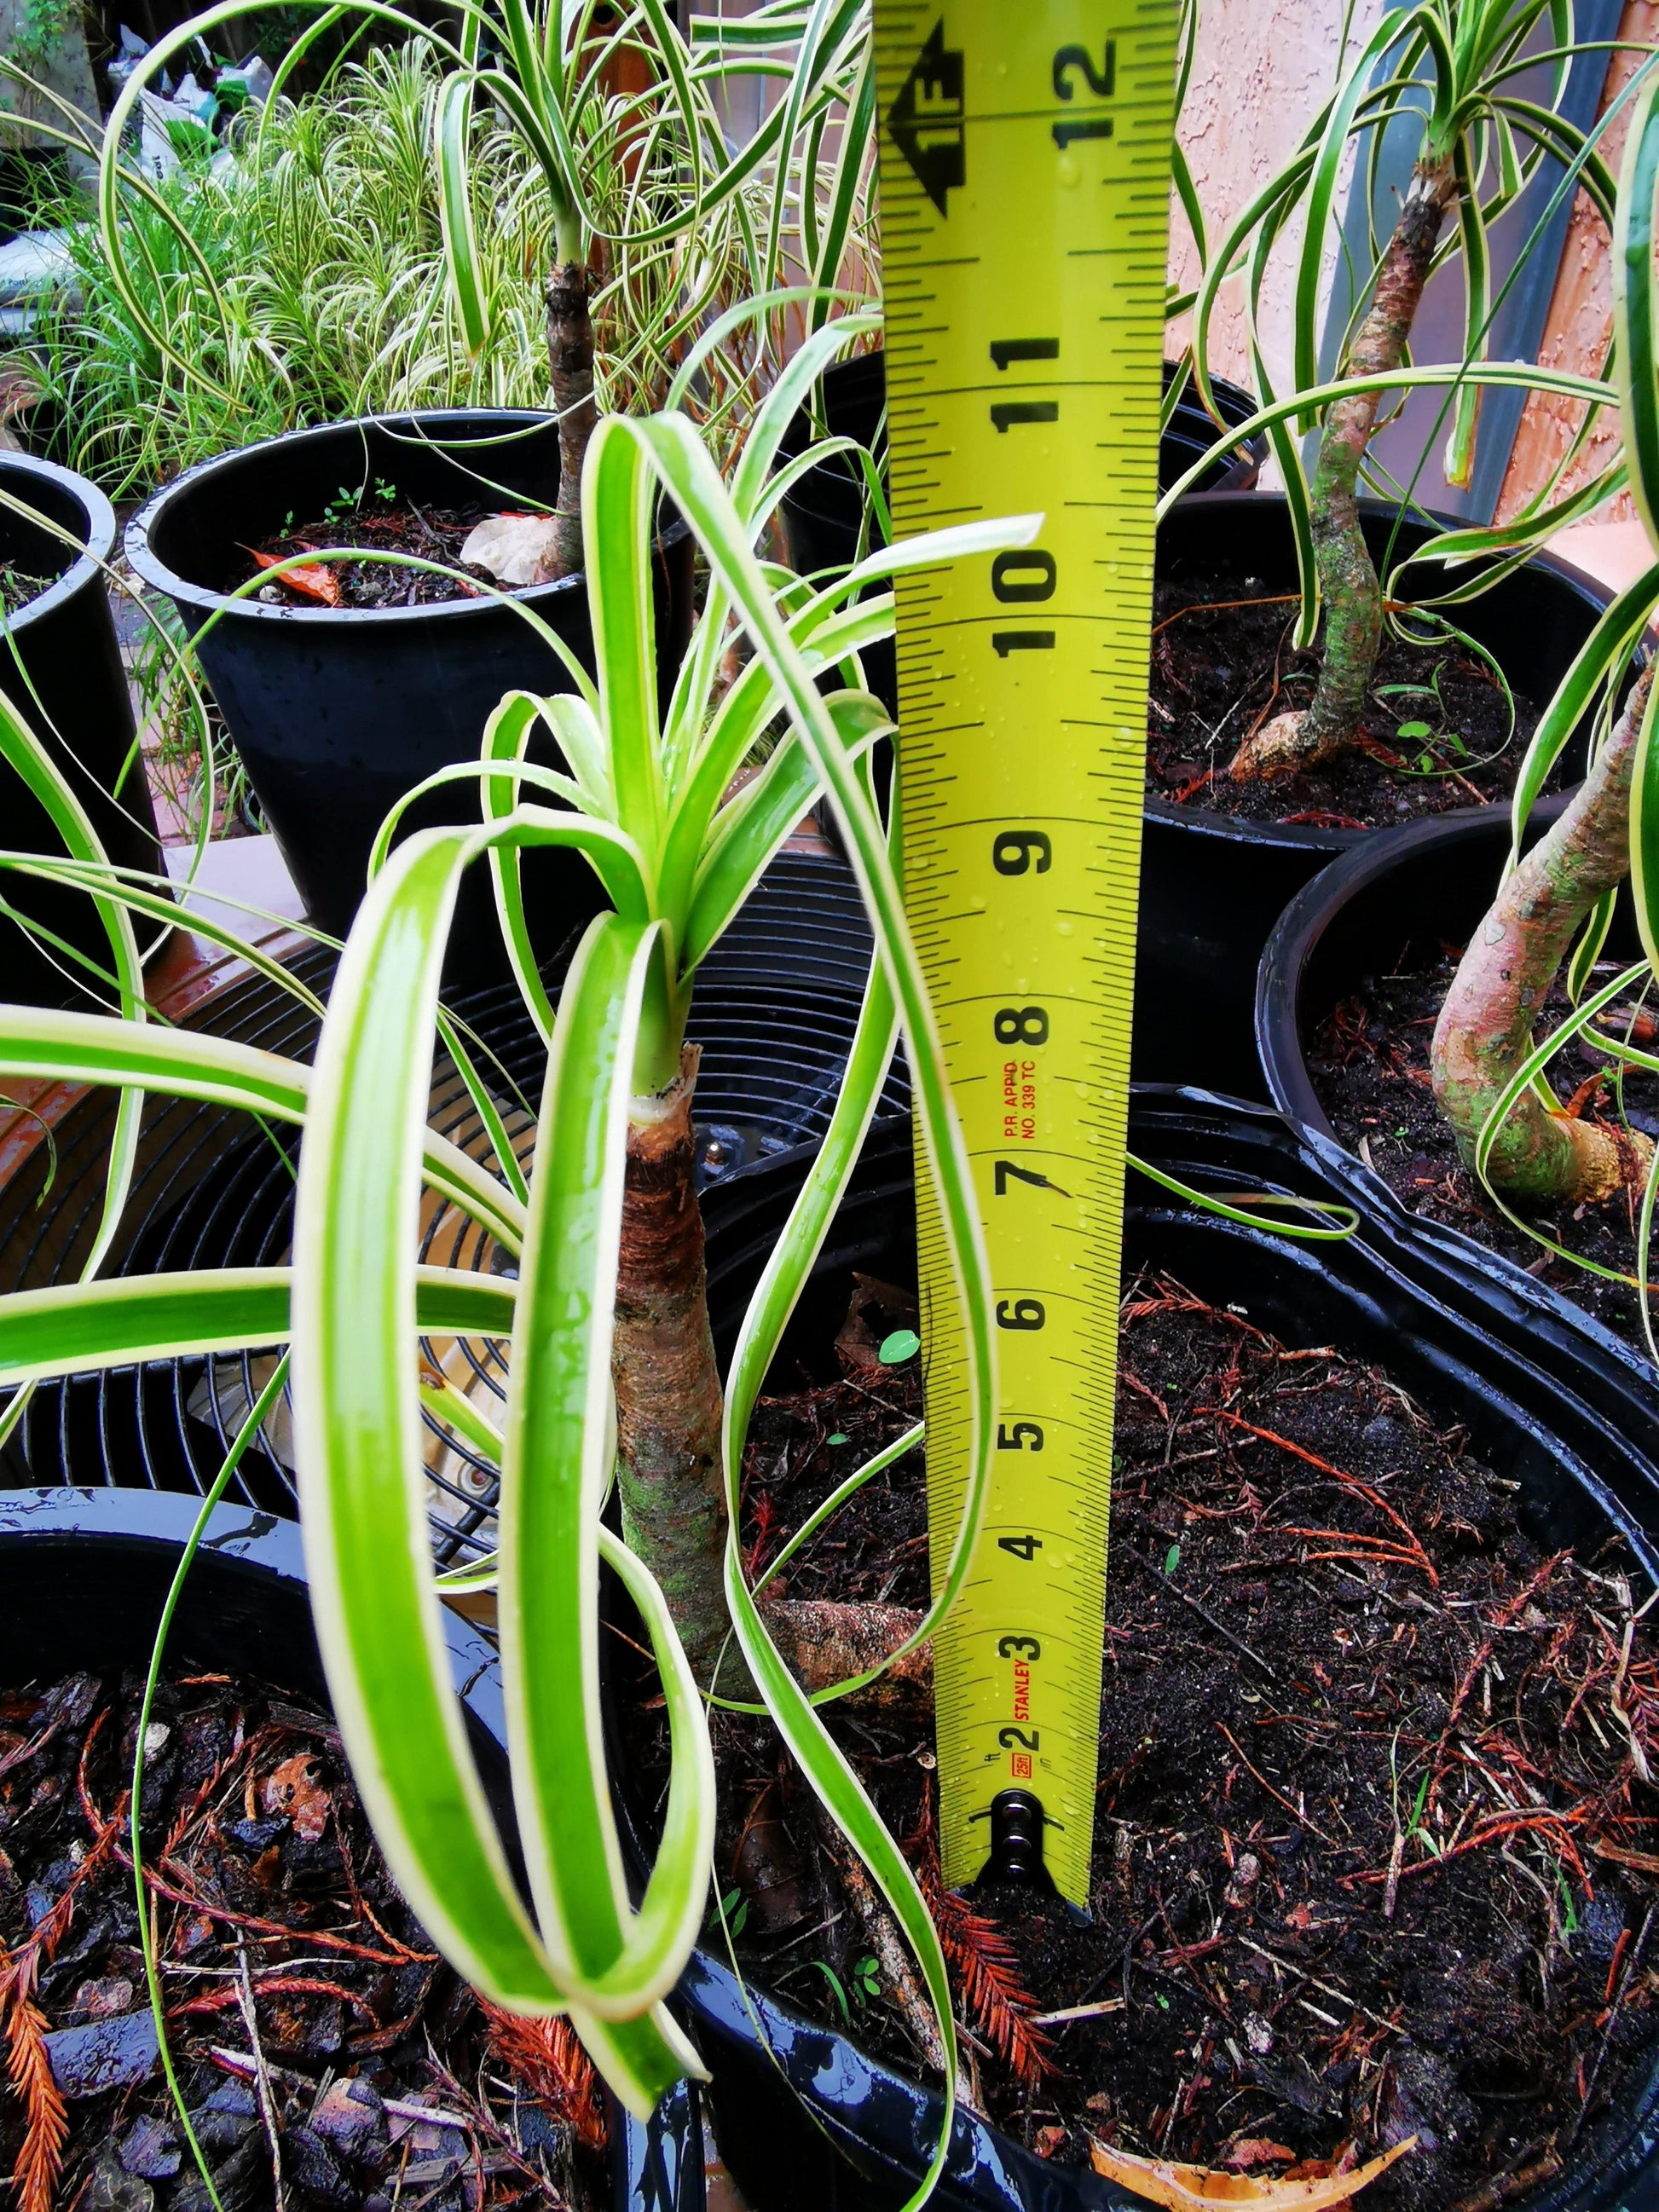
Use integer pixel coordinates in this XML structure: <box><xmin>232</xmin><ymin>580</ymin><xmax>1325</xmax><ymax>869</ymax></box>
<box><xmin>639</xmin><ymin>1278</ymin><xmax>1659</xmax><ymax>2211</ymax></box>
<box><xmin>1146</xmin><ymin>576</ymin><xmax>1552</xmax><ymax>829</ymax></box>
<box><xmin>1307</xmin><ymin>943</ymin><xmax>1658</xmax><ymax>1353</ymax></box>
<box><xmin>0</xmin><ymin>1667</ymin><xmax>604</xmax><ymax>2212</ymax></box>
<box><xmin>242</xmin><ymin>495</ymin><xmax>525</xmax><ymax>609</ymax></box>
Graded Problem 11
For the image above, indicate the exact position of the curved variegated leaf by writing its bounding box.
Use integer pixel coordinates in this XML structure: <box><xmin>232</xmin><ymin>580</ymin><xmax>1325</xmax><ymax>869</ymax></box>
<box><xmin>291</xmin><ymin>819</ymin><xmax>702</xmax><ymax>2116</ymax></box>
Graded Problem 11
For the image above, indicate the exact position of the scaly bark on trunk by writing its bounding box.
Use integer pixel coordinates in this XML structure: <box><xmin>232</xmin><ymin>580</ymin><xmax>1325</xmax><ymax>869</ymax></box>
<box><xmin>612</xmin><ymin>1047</ymin><xmax>736</xmax><ymax>1686</ymax></box>
<box><xmin>1230</xmin><ymin>158</ymin><xmax>1459</xmax><ymax>783</ymax></box>
<box><xmin>612</xmin><ymin>1060</ymin><xmax>932</xmax><ymax>1701</ymax></box>
<box><xmin>534</xmin><ymin>261</ymin><xmax>597</xmax><ymax>585</ymax></box>
<box><xmin>1431</xmin><ymin>661</ymin><xmax>1656</xmax><ymax>1199</ymax></box>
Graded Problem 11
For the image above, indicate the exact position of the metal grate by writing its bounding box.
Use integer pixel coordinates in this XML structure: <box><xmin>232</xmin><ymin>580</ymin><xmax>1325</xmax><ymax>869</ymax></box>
<box><xmin>0</xmin><ymin>853</ymin><xmax>909</xmax><ymax>1563</ymax></box>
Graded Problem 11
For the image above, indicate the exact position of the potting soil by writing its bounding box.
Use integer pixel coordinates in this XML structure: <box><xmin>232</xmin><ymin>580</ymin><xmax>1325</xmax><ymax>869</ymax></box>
<box><xmin>655</xmin><ymin>1275</ymin><xmax>1659</xmax><ymax>2211</ymax></box>
<box><xmin>0</xmin><ymin>1667</ymin><xmax>606</xmax><ymax>2212</ymax></box>
<box><xmin>1146</xmin><ymin>580</ymin><xmax>1550</xmax><ymax>829</ymax></box>
<box><xmin>242</xmin><ymin>499</ymin><xmax>523</xmax><ymax>609</ymax></box>
<box><xmin>1308</xmin><ymin>943</ymin><xmax>1657</xmax><ymax>1353</ymax></box>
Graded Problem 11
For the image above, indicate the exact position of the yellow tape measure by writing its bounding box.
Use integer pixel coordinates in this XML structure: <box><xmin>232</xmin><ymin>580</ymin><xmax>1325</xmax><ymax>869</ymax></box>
<box><xmin>871</xmin><ymin>0</ymin><xmax>1178</xmax><ymax>1907</ymax></box>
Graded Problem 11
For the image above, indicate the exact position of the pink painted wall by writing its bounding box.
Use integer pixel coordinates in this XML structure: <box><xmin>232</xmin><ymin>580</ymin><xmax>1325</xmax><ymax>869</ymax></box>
<box><xmin>1167</xmin><ymin>0</ymin><xmax>1385</xmax><ymax>413</ymax></box>
<box><xmin>1494</xmin><ymin>0</ymin><xmax>1659</xmax><ymax>561</ymax></box>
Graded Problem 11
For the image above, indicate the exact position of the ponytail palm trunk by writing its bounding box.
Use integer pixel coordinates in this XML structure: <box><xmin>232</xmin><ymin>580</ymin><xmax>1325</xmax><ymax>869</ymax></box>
<box><xmin>1431</xmin><ymin>663</ymin><xmax>1656</xmax><ymax>1196</ymax></box>
<box><xmin>1188</xmin><ymin>0</ymin><xmax>1610</xmax><ymax>788</ymax></box>
<box><xmin>541</xmin><ymin>256</ymin><xmax>598</xmax><ymax>582</ymax></box>
<box><xmin>1231</xmin><ymin>159</ymin><xmax>1458</xmax><ymax>781</ymax></box>
<box><xmin>613</xmin><ymin>1047</ymin><xmax>731</xmax><ymax>1678</ymax></box>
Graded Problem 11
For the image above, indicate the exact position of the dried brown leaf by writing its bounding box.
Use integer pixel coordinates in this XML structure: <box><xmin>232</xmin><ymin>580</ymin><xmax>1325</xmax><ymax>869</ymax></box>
<box><xmin>247</xmin><ymin>548</ymin><xmax>343</xmax><ymax>607</ymax></box>
<box><xmin>904</xmin><ymin>1804</ymin><xmax>1051</xmax><ymax>2086</ymax></box>
<box><xmin>1223</xmin><ymin>2142</ymin><xmax>1298</xmax><ymax>2173</ymax></box>
<box><xmin>480</xmin><ymin>1999</ymin><xmax>605</xmax><ymax>2153</ymax></box>
<box><xmin>934</xmin><ymin>1891</ymin><xmax>1053</xmax><ymax>2086</ymax></box>
<box><xmin>263</xmin><ymin>1753</ymin><xmax>332</xmax><ymax>1841</ymax></box>
<box><xmin>1089</xmin><ymin>2139</ymin><xmax>1414</xmax><ymax>2212</ymax></box>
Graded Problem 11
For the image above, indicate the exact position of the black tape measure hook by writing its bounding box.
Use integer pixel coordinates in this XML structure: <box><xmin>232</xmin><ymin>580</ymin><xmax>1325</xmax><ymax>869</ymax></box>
<box><xmin>976</xmin><ymin>1788</ymin><xmax>1055</xmax><ymax>1894</ymax></box>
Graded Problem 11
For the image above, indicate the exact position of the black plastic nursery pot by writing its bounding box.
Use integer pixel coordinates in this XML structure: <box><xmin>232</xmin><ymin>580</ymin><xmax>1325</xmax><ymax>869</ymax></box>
<box><xmin>620</xmin><ymin>1097</ymin><xmax>1659</xmax><ymax>2212</ymax></box>
<box><xmin>1136</xmin><ymin>490</ymin><xmax>1618</xmax><ymax>1101</ymax></box>
<box><xmin>1254</xmin><ymin>807</ymin><xmax>1659</xmax><ymax>1462</ymax></box>
<box><xmin>0</xmin><ymin>451</ymin><xmax>163</xmax><ymax>1008</ymax></box>
<box><xmin>0</xmin><ymin>850</ymin><xmax>912</xmax><ymax>1546</ymax></box>
<box><xmin>124</xmin><ymin>410</ymin><xmax>694</xmax><ymax>979</ymax></box>
<box><xmin>0</xmin><ymin>1486</ymin><xmax>697</xmax><ymax>2212</ymax></box>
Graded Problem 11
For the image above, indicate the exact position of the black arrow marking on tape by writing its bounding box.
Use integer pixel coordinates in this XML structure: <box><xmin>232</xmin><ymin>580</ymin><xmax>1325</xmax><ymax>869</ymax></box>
<box><xmin>887</xmin><ymin>19</ymin><xmax>964</xmax><ymax>215</ymax></box>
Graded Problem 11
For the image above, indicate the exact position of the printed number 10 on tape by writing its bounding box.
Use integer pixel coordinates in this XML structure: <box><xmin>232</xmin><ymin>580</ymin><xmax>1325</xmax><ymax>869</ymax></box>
<box><xmin>871</xmin><ymin>0</ymin><xmax>1179</xmax><ymax>1906</ymax></box>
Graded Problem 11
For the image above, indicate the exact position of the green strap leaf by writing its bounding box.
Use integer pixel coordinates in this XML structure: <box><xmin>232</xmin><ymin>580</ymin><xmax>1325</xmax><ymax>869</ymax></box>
<box><xmin>585</xmin><ymin>424</ymin><xmax>666</xmax><ymax>865</ymax></box>
<box><xmin>1157</xmin><ymin>359</ymin><xmax>1627</xmax><ymax>518</ymax></box>
<box><xmin>1616</xmin><ymin>62</ymin><xmax>1659</xmax><ymax>549</ymax></box>
<box><xmin>292</xmin><ymin>820</ymin><xmax>697</xmax><ymax>2115</ymax></box>
<box><xmin>1627</xmin><ymin>666</ymin><xmax>1659</xmax><ymax>979</ymax></box>
<box><xmin>718</xmin><ymin>828</ymin><xmax>961</xmax><ymax>2212</ymax></box>
<box><xmin>1505</xmin><ymin>564</ymin><xmax>1659</xmax><ymax>861</ymax></box>
<box><xmin>681</xmin><ymin>690</ymin><xmax>888</xmax><ymax>973</ymax></box>
<box><xmin>501</xmin><ymin>914</ymin><xmax>714</xmax><ymax>2018</ymax></box>
<box><xmin>0</xmin><ymin>1007</ymin><xmax>527</xmax><ymax>1256</ymax></box>
<box><xmin>435</xmin><ymin>72</ymin><xmax>488</xmax><ymax>358</ymax></box>
<box><xmin>0</xmin><ymin>1265</ymin><xmax>516</xmax><ymax>1386</ymax></box>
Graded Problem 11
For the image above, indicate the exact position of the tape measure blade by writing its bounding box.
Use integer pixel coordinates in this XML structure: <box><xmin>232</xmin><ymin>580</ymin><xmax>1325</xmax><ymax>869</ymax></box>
<box><xmin>873</xmin><ymin>0</ymin><xmax>1179</xmax><ymax>1906</ymax></box>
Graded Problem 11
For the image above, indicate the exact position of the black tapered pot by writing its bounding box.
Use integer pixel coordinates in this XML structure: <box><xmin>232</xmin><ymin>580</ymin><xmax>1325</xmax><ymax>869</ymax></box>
<box><xmin>1135</xmin><ymin>492</ymin><xmax>1621</xmax><ymax>1101</ymax></box>
<box><xmin>1254</xmin><ymin>808</ymin><xmax>1659</xmax><ymax>1459</ymax></box>
<box><xmin>124</xmin><ymin>411</ymin><xmax>695</xmax><ymax>982</ymax></box>
<box><xmin>0</xmin><ymin>1486</ymin><xmax>694</xmax><ymax>2212</ymax></box>
<box><xmin>0</xmin><ymin>453</ymin><xmax>164</xmax><ymax>1008</ymax></box>
<box><xmin>619</xmin><ymin>1098</ymin><xmax>1659</xmax><ymax>2212</ymax></box>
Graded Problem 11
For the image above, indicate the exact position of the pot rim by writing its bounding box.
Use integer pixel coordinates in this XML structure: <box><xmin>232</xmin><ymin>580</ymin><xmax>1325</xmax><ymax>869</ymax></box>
<box><xmin>1251</xmin><ymin>818</ymin><xmax>1659</xmax><ymax>1408</ymax></box>
<box><xmin>0</xmin><ymin>451</ymin><xmax>117</xmax><ymax>632</ymax></box>
<box><xmin>0</xmin><ymin>1481</ymin><xmax>306</xmax><ymax>1558</ymax></box>
<box><xmin>1147</xmin><ymin>487</ymin><xmax>1616</xmax><ymax>851</ymax></box>
<box><xmin>1253</xmin><ymin>809</ymin><xmax>1476</xmax><ymax>1141</ymax></box>
<box><xmin>780</xmin><ymin>354</ymin><xmax>1268</xmax><ymax>535</ymax></box>
<box><xmin>123</xmin><ymin>407</ymin><xmax>686</xmax><ymax>632</ymax></box>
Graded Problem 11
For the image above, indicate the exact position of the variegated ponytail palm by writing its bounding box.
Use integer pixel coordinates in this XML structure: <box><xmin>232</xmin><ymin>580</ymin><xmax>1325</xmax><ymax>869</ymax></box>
<box><xmin>0</xmin><ymin>338</ymin><xmax>1027</xmax><ymax>2198</ymax></box>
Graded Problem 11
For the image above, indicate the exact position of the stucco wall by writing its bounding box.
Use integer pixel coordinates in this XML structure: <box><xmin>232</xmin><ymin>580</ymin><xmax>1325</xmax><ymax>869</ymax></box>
<box><xmin>1168</xmin><ymin>0</ymin><xmax>1386</xmax><ymax>411</ymax></box>
<box><xmin>1494</xmin><ymin>0</ymin><xmax>1659</xmax><ymax>528</ymax></box>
